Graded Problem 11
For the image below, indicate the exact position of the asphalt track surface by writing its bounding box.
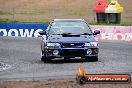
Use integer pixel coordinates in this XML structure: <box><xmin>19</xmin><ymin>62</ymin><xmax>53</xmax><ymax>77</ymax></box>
<box><xmin>0</xmin><ymin>37</ymin><xmax>132</xmax><ymax>81</ymax></box>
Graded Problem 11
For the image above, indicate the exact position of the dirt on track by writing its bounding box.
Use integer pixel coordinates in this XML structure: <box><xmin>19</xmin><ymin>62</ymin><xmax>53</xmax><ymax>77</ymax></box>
<box><xmin>0</xmin><ymin>78</ymin><xmax>132</xmax><ymax>88</ymax></box>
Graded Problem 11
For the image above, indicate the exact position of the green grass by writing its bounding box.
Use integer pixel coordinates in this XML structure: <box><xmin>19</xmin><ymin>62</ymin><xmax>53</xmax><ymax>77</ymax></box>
<box><xmin>0</xmin><ymin>0</ymin><xmax>131</xmax><ymax>25</ymax></box>
<box><xmin>0</xmin><ymin>8</ymin><xmax>131</xmax><ymax>25</ymax></box>
<box><xmin>0</xmin><ymin>11</ymin><xmax>11</xmax><ymax>15</ymax></box>
<box><xmin>0</xmin><ymin>18</ymin><xmax>49</xmax><ymax>24</ymax></box>
<box><xmin>0</xmin><ymin>18</ymin><xmax>131</xmax><ymax>26</ymax></box>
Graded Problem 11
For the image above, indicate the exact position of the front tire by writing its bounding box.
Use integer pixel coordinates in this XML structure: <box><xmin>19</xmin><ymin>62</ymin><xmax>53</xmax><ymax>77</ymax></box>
<box><xmin>41</xmin><ymin>51</ymin><xmax>51</xmax><ymax>63</ymax></box>
<box><xmin>85</xmin><ymin>56</ymin><xmax>98</xmax><ymax>62</ymax></box>
<box><xmin>92</xmin><ymin>56</ymin><xmax>98</xmax><ymax>61</ymax></box>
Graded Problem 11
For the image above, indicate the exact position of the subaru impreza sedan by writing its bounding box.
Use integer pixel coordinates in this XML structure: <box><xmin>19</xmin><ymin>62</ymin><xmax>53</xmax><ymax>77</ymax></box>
<box><xmin>39</xmin><ymin>19</ymin><xmax>100</xmax><ymax>62</ymax></box>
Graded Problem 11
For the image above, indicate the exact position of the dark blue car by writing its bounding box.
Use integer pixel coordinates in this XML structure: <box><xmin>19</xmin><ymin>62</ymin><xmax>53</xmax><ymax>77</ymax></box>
<box><xmin>39</xmin><ymin>19</ymin><xmax>100</xmax><ymax>62</ymax></box>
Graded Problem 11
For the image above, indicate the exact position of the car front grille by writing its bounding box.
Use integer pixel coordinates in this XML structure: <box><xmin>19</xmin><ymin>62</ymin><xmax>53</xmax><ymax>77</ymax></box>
<box><xmin>61</xmin><ymin>43</ymin><xmax>84</xmax><ymax>48</ymax></box>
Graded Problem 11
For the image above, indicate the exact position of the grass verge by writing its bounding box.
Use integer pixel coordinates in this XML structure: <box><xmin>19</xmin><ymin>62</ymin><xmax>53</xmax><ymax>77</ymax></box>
<box><xmin>0</xmin><ymin>18</ymin><xmax>131</xmax><ymax>26</ymax></box>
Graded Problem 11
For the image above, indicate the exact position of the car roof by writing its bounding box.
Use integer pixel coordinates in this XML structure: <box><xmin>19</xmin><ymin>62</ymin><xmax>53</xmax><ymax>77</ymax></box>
<box><xmin>53</xmin><ymin>19</ymin><xmax>86</xmax><ymax>22</ymax></box>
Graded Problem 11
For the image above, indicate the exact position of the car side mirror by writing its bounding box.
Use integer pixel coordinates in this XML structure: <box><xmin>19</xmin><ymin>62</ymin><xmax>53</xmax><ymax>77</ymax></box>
<box><xmin>39</xmin><ymin>31</ymin><xmax>46</xmax><ymax>35</ymax></box>
<box><xmin>93</xmin><ymin>30</ymin><xmax>100</xmax><ymax>35</ymax></box>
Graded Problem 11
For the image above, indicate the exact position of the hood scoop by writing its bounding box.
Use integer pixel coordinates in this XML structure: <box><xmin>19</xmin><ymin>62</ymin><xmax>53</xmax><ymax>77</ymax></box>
<box><xmin>62</xmin><ymin>35</ymin><xmax>80</xmax><ymax>37</ymax></box>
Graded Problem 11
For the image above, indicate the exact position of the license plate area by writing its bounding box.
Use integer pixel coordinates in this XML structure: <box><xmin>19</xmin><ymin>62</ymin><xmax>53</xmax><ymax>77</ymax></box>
<box><xmin>61</xmin><ymin>49</ymin><xmax>84</xmax><ymax>56</ymax></box>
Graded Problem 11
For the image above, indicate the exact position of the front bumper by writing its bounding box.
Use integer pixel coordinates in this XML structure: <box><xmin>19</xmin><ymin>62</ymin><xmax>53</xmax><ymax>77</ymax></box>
<box><xmin>46</xmin><ymin>47</ymin><xmax>98</xmax><ymax>58</ymax></box>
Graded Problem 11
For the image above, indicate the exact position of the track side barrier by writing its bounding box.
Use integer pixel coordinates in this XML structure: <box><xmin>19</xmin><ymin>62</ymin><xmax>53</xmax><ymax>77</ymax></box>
<box><xmin>0</xmin><ymin>23</ymin><xmax>131</xmax><ymax>41</ymax></box>
<box><xmin>90</xmin><ymin>25</ymin><xmax>132</xmax><ymax>41</ymax></box>
<box><xmin>0</xmin><ymin>23</ymin><xmax>48</xmax><ymax>37</ymax></box>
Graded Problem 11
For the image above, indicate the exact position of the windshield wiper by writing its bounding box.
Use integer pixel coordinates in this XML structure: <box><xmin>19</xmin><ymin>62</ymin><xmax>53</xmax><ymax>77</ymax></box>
<box><xmin>80</xmin><ymin>33</ymin><xmax>92</xmax><ymax>35</ymax></box>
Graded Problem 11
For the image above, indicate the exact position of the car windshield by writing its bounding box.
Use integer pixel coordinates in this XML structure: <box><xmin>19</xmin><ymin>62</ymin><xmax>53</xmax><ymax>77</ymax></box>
<box><xmin>48</xmin><ymin>21</ymin><xmax>92</xmax><ymax>35</ymax></box>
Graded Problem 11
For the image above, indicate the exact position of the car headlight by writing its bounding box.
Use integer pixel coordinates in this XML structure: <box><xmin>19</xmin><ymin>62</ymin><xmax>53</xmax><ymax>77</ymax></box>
<box><xmin>47</xmin><ymin>43</ymin><xmax>61</xmax><ymax>47</ymax></box>
<box><xmin>90</xmin><ymin>42</ymin><xmax>98</xmax><ymax>46</ymax></box>
<box><xmin>84</xmin><ymin>43</ymin><xmax>91</xmax><ymax>46</ymax></box>
<box><xmin>85</xmin><ymin>42</ymin><xmax>98</xmax><ymax>46</ymax></box>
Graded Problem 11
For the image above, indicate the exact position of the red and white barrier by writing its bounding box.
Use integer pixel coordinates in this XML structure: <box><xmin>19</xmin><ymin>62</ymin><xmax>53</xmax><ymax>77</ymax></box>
<box><xmin>90</xmin><ymin>25</ymin><xmax>132</xmax><ymax>41</ymax></box>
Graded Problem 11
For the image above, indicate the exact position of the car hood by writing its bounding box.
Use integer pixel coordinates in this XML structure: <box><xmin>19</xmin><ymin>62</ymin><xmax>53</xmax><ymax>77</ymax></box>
<box><xmin>47</xmin><ymin>35</ymin><xmax>97</xmax><ymax>43</ymax></box>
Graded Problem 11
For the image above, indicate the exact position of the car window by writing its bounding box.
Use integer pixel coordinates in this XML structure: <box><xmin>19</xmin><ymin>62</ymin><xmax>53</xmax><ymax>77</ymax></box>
<box><xmin>48</xmin><ymin>21</ymin><xmax>92</xmax><ymax>35</ymax></box>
